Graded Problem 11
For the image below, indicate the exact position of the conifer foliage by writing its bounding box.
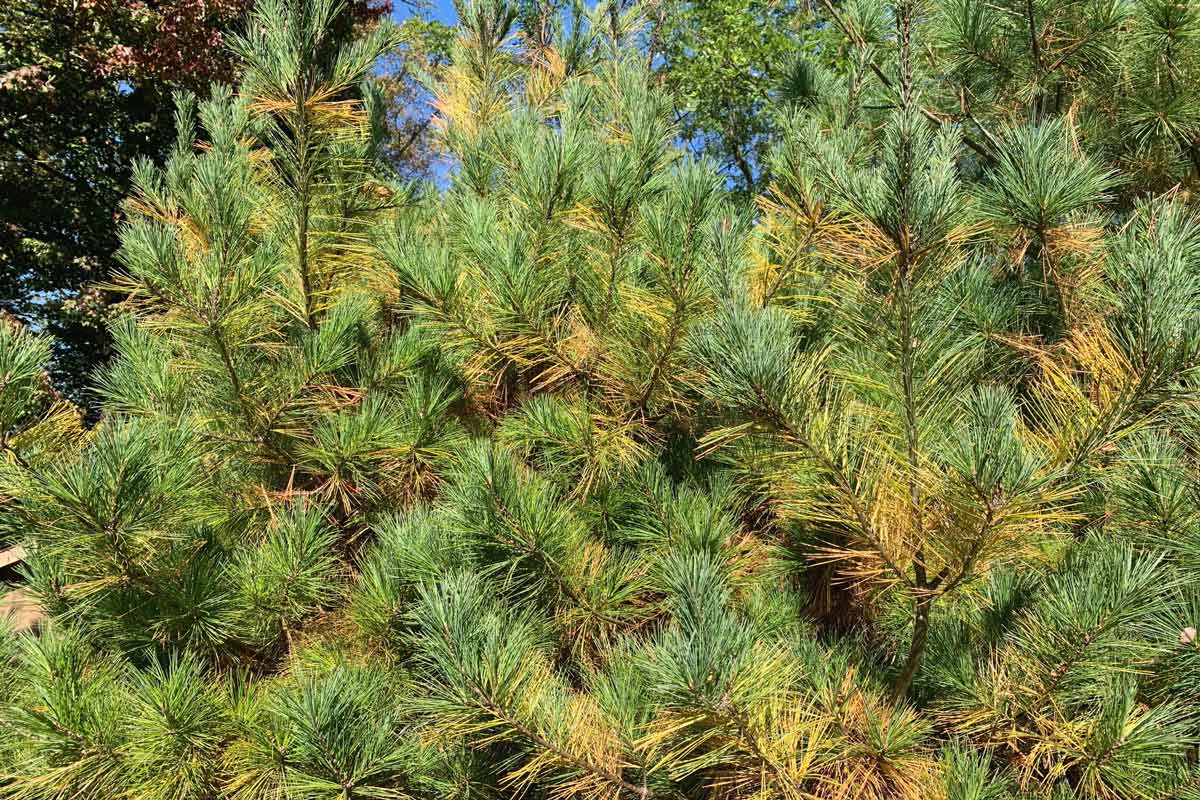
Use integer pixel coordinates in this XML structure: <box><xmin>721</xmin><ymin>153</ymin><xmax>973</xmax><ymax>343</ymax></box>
<box><xmin>5</xmin><ymin>0</ymin><xmax>1200</xmax><ymax>799</ymax></box>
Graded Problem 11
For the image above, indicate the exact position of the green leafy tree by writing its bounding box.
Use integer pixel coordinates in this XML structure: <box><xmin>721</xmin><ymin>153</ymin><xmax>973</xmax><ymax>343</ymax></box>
<box><xmin>652</xmin><ymin>0</ymin><xmax>809</xmax><ymax>191</ymax></box>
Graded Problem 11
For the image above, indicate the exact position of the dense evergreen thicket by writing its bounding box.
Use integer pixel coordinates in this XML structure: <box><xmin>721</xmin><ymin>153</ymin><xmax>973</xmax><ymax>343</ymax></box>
<box><xmin>6</xmin><ymin>0</ymin><xmax>1200</xmax><ymax>798</ymax></box>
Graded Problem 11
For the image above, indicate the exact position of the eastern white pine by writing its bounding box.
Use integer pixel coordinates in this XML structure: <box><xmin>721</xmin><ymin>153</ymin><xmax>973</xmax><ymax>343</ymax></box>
<box><xmin>4</xmin><ymin>1</ymin><xmax>1200</xmax><ymax>799</ymax></box>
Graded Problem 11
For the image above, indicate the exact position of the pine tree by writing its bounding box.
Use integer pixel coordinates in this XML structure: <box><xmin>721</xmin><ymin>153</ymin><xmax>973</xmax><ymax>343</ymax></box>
<box><xmin>5</xmin><ymin>1</ymin><xmax>1200</xmax><ymax>799</ymax></box>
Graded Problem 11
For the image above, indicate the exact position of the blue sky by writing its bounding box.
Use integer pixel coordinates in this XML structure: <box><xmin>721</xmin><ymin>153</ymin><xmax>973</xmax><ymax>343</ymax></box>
<box><xmin>393</xmin><ymin>1</ymin><xmax>458</xmax><ymax>26</ymax></box>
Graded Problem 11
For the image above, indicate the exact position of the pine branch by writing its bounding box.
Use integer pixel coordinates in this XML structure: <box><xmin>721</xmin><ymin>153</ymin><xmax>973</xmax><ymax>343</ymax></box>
<box><xmin>470</xmin><ymin>688</ymin><xmax>655</xmax><ymax>800</ymax></box>
<box><xmin>750</xmin><ymin>385</ymin><xmax>916</xmax><ymax>591</ymax></box>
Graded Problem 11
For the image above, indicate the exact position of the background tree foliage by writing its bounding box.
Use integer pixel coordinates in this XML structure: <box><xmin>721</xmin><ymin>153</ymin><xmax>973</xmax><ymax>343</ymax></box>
<box><xmin>6</xmin><ymin>1</ymin><xmax>1200</xmax><ymax>800</ymax></box>
<box><xmin>0</xmin><ymin>0</ymin><xmax>256</xmax><ymax>397</ymax></box>
<box><xmin>0</xmin><ymin>0</ymin><xmax>394</xmax><ymax>402</ymax></box>
<box><xmin>652</xmin><ymin>0</ymin><xmax>808</xmax><ymax>192</ymax></box>
<box><xmin>375</xmin><ymin>15</ymin><xmax>455</xmax><ymax>181</ymax></box>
